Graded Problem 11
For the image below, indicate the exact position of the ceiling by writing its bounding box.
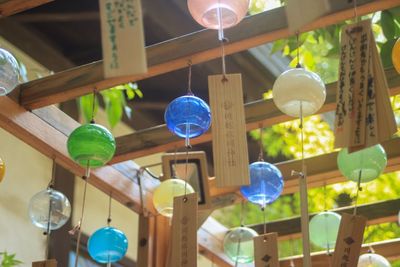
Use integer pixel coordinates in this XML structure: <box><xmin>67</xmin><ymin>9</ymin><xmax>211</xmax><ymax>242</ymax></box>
<box><xmin>0</xmin><ymin>0</ymin><xmax>289</xmax><ymax>166</ymax></box>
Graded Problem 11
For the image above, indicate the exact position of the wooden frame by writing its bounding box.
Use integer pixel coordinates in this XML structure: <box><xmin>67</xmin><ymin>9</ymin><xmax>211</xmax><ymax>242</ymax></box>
<box><xmin>161</xmin><ymin>151</ymin><xmax>212</xmax><ymax>210</ymax></box>
<box><xmin>1</xmin><ymin>1</ymin><xmax>400</xmax><ymax>266</ymax></box>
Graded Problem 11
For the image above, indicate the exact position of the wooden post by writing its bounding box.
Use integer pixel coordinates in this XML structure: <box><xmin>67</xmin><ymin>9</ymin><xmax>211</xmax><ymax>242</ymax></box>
<box><xmin>137</xmin><ymin>214</ymin><xmax>153</xmax><ymax>267</ymax></box>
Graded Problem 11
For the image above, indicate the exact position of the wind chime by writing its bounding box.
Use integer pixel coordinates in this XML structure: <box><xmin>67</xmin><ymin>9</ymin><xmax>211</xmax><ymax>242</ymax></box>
<box><xmin>0</xmin><ymin>47</ymin><xmax>19</xmax><ymax>96</ymax></box>
<box><xmin>272</xmin><ymin>32</ymin><xmax>326</xmax><ymax>266</ymax></box>
<box><xmin>29</xmin><ymin>160</ymin><xmax>71</xmax><ymax>266</ymax></box>
<box><xmin>67</xmin><ymin>90</ymin><xmax>116</xmax><ymax>267</ymax></box>
<box><xmin>240</xmin><ymin>126</ymin><xmax>283</xmax><ymax>266</ymax></box>
<box><xmin>87</xmin><ymin>194</ymin><xmax>128</xmax><ymax>266</ymax></box>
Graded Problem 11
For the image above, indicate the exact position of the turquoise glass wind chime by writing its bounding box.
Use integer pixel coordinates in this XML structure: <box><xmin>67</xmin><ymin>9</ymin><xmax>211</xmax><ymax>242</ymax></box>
<box><xmin>66</xmin><ymin>90</ymin><xmax>128</xmax><ymax>266</ymax></box>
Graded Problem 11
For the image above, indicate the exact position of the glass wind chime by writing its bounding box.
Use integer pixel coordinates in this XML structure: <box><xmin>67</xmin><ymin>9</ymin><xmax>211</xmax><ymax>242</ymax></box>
<box><xmin>88</xmin><ymin>194</ymin><xmax>128</xmax><ymax>266</ymax></box>
<box><xmin>223</xmin><ymin>201</ymin><xmax>258</xmax><ymax>265</ymax></box>
<box><xmin>309</xmin><ymin>184</ymin><xmax>341</xmax><ymax>253</ymax></box>
<box><xmin>156</xmin><ymin>63</ymin><xmax>209</xmax><ymax>218</ymax></box>
<box><xmin>67</xmin><ymin>90</ymin><xmax>116</xmax><ymax>267</ymax></box>
<box><xmin>28</xmin><ymin>160</ymin><xmax>72</xmax><ymax>259</ymax></box>
<box><xmin>272</xmin><ymin>32</ymin><xmax>326</xmax><ymax>266</ymax></box>
<box><xmin>0</xmin><ymin>48</ymin><xmax>19</xmax><ymax>96</ymax></box>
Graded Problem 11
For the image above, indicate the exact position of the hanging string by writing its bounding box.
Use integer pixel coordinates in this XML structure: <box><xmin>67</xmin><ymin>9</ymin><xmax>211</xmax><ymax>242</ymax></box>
<box><xmin>107</xmin><ymin>192</ymin><xmax>112</xmax><ymax>226</ymax></box>
<box><xmin>221</xmin><ymin>39</ymin><xmax>228</xmax><ymax>82</ymax></box>
<box><xmin>353</xmin><ymin>170</ymin><xmax>363</xmax><ymax>216</ymax></box>
<box><xmin>234</xmin><ymin>201</ymin><xmax>246</xmax><ymax>267</ymax></box>
<box><xmin>353</xmin><ymin>0</ymin><xmax>359</xmax><ymax>22</ymax></box>
<box><xmin>261</xmin><ymin>206</ymin><xmax>267</xmax><ymax>237</ymax></box>
<box><xmin>296</xmin><ymin>32</ymin><xmax>301</xmax><ymax>68</ymax></box>
<box><xmin>136</xmin><ymin>169</ymin><xmax>146</xmax><ymax>215</ymax></box>
<box><xmin>72</xmin><ymin>164</ymin><xmax>90</xmax><ymax>267</ymax></box>
<box><xmin>258</xmin><ymin>124</ymin><xmax>264</xmax><ymax>162</ymax></box>
<box><xmin>90</xmin><ymin>89</ymin><xmax>97</xmax><ymax>124</ymax></box>
<box><xmin>44</xmin><ymin>159</ymin><xmax>57</xmax><ymax>259</ymax></box>
<box><xmin>183</xmin><ymin>145</ymin><xmax>191</xmax><ymax>201</ymax></box>
<box><xmin>187</xmin><ymin>61</ymin><xmax>193</xmax><ymax>95</ymax></box>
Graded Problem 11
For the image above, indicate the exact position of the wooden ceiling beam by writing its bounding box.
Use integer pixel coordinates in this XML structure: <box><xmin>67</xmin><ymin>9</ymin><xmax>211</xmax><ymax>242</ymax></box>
<box><xmin>111</xmin><ymin>67</ymin><xmax>400</xmax><ymax>164</ymax></box>
<box><xmin>0</xmin><ymin>0</ymin><xmax>53</xmax><ymax>16</ymax></box>
<box><xmin>17</xmin><ymin>0</ymin><xmax>400</xmax><ymax>109</ymax></box>
<box><xmin>250</xmin><ymin>199</ymin><xmax>400</xmax><ymax>238</ymax></box>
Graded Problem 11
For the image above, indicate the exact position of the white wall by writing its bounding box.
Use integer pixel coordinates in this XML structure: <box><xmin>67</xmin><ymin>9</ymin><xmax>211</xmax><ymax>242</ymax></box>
<box><xmin>0</xmin><ymin>128</ymin><xmax>51</xmax><ymax>266</ymax></box>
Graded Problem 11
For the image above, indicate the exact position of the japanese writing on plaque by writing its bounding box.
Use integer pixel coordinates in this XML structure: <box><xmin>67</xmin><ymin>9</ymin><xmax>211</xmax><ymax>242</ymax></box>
<box><xmin>104</xmin><ymin>0</ymin><xmax>139</xmax><ymax>70</ymax></box>
<box><xmin>366</xmin><ymin>52</ymin><xmax>376</xmax><ymax>138</ymax></box>
<box><xmin>336</xmin><ymin>43</ymin><xmax>348</xmax><ymax>128</ymax></box>
<box><xmin>223</xmin><ymin>100</ymin><xmax>236</xmax><ymax>167</ymax></box>
<box><xmin>340</xmin><ymin>246</ymin><xmax>351</xmax><ymax>267</ymax></box>
<box><xmin>353</xmin><ymin>31</ymin><xmax>368</xmax><ymax>144</ymax></box>
<box><xmin>181</xmin><ymin>216</ymin><xmax>189</xmax><ymax>266</ymax></box>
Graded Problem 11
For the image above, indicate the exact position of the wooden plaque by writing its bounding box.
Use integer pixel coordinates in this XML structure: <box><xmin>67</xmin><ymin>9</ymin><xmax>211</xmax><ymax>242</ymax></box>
<box><xmin>167</xmin><ymin>193</ymin><xmax>198</xmax><ymax>267</ymax></box>
<box><xmin>32</xmin><ymin>259</ymin><xmax>57</xmax><ymax>267</ymax></box>
<box><xmin>161</xmin><ymin>151</ymin><xmax>211</xmax><ymax>210</ymax></box>
<box><xmin>331</xmin><ymin>213</ymin><xmax>367</xmax><ymax>267</ymax></box>
<box><xmin>286</xmin><ymin>0</ymin><xmax>331</xmax><ymax>32</ymax></box>
<box><xmin>254</xmin><ymin>233</ymin><xmax>279</xmax><ymax>267</ymax></box>
<box><xmin>99</xmin><ymin>0</ymin><xmax>147</xmax><ymax>78</ymax></box>
<box><xmin>208</xmin><ymin>74</ymin><xmax>250</xmax><ymax>187</ymax></box>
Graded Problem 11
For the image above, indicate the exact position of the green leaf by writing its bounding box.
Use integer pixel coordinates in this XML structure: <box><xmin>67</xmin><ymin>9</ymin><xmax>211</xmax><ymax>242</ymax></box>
<box><xmin>271</xmin><ymin>39</ymin><xmax>288</xmax><ymax>54</ymax></box>
<box><xmin>78</xmin><ymin>93</ymin><xmax>98</xmax><ymax>123</ymax></box>
<box><xmin>381</xmin><ymin>10</ymin><xmax>396</xmax><ymax>40</ymax></box>
<box><xmin>380</xmin><ymin>39</ymin><xmax>396</xmax><ymax>69</ymax></box>
<box><xmin>103</xmin><ymin>90</ymin><xmax>123</xmax><ymax>129</ymax></box>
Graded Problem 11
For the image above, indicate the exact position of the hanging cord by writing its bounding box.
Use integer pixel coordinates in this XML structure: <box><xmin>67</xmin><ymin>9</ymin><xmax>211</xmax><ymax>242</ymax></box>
<box><xmin>353</xmin><ymin>170</ymin><xmax>363</xmax><ymax>216</ymax></box>
<box><xmin>107</xmin><ymin>192</ymin><xmax>112</xmax><ymax>226</ymax></box>
<box><xmin>44</xmin><ymin>159</ymin><xmax>57</xmax><ymax>259</ymax></box>
<box><xmin>183</xmin><ymin>145</ymin><xmax>191</xmax><ymax>200</ymax></box>
<box><xmin>234</xmin><ymin>201</ymin><xmax>245</xmax><ymax>267</ymax></box>
<box><xmin>187</xmin><ymin>61</ymin><xmax>193</xmax><ymax>95</ymax></box>
<box><xmin>261</xmin><ymin>206</ymin><xmax>267</xmax><ymax>242</ymax></box>
<box><xmin>258</xmin><ymin>124</ymin><xmax>264</xmax><ymax>162</ymax></box>
<box><xmin>353</xmin><ymin>0</ymin><xmax>359</xmax><ymax>22</ymax></box>
<box><xmin>136</xmin><ymin>169</ymin><xmax>146</xmax><ymax>215</ymax></box>
<box><xmin>71</xmin><ymin>164</ymin><xmax>90</xmax><ymax>267</ymax></box>
<box><xmin>220</xmin><ymin>39</ymin><xmax>229</xmax><ymax>82</ymax></box>
<box><xmin>296</xmin><ymin>32</ymin><xmax>301</xmax><ymax>68</ymax></box>
<box><xmin>90</xmin><ymin>89</ymin><xmax>97</xmax><ymax>124</ymax></box>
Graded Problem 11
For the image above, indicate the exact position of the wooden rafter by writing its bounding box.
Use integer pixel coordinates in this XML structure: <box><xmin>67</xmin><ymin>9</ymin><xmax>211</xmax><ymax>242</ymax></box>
<box><xmin>17</xmin><ymin>0</ymin><xmax>400</xmax><ymax>109</ymax></box>
<box><xmin>0</xmin><ymin>0</ymin><xmax>53</xmax><ymax>16</ymax></box>
<box><xmin>110</xmin><ymin>67</ymin><xmax>400</xmax><ymax>163</ymax></box>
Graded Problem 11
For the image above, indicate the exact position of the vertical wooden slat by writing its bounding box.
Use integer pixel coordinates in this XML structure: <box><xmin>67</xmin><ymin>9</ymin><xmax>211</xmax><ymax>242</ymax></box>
<box><xmin>137</xmin><ymin>215</ymin><xmax>152</xmax><ymax>267</ymax></box>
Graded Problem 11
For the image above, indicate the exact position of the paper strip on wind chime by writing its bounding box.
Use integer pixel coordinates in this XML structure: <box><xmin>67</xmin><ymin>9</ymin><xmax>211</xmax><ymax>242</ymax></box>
<box><xmin>99</xmin><ymin>0</ymin><xmax>147</xmax><ymax>78</ymax></box>
<box><xmin>254</xmin><ymin>233</ymin><xmax>279</xmax><ymax>267</ymax></box>
<box><xmin>208</xmin><ymin>74</ymin><xmax>250</xmax><ymax>187</ymax></box>
<box><xmin>167</xmin><ymin>193</ymin><xmax>198</xmax><ymax>267</ymax></box>
<box><xmin>334</xmin><ymin>19</ymin><xmax>397</xmax><ymax>152</ymax></box>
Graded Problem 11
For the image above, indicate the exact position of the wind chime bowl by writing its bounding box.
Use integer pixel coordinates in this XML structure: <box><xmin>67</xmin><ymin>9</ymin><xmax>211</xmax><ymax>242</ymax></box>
<box><xmin>152</xmin><ymin>178</ymin><xmax>195</xmax><ymax>217</ymax></box>
<box><xmin>87</xmin><ymin>226</ymin><xmax>128</xmax><ymax>263</ymax></box>
<box><xmin>337</xmin><ymin>144</ymin><xmax>387</xmax><ymax>183</ymax></box>
<box><xmin>0</xmin><ymin>48</ymin><xmax>19</xmax><ymax>96</ymax></box>
<box><xmin>392</xmin><ymin>37</ymin><xmax>400</xmax><ymax>74</ymax></box>
<box><xmin>164</xmin><ymin>95</ymin><xmax>211</xmax><ymax>139</ymax></box>
<box><xmin>240</xmin><ymin>161</ymin><xmax>284</xmax><ymax>207</ymax></box>
<box><xmin>67</xmin><ymin>123</ymin><xmax>116</xmax><ymax>168</ymax></box>
<box><xmin>272</xmin><ymin>68</ymin><xmax>326</xmax><ymax>118</ymax></box>
<box><xmin>223</xmin><ymin>226</ymin><xmax>258</xmax><ymax>263</ymax></box>
<box><xmin>358</xmin><ymin>253</ymin><xmax>391</xmax><ymax>267</ymax></box>
<box><xmin>187</xmin><ymin>0</ymin><xmax>249</xmax><ymax>30</ymax></box>
<box><xmin>309</xmin><ymin>211</ymin><xmax>341</xmax><ymax>250</ymax></box>
<box><xmin>28</xmin><ymin>188</ymin><xmax>71</xmax><ymax>230</ymax></box>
